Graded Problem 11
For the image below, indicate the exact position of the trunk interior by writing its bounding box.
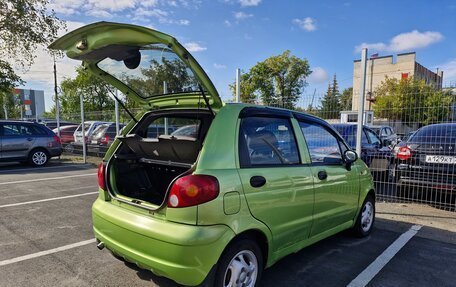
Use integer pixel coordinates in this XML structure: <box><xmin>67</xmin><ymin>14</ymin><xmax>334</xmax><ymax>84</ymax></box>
<box><xmin>107</xmin><ymin>110</ymin><xmax>214</xmax><ymax>207</ymax></box>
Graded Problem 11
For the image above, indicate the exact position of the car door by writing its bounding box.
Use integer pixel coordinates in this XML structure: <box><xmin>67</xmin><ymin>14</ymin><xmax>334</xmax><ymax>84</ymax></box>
<box><xmin>237</xmin><ymin>113</ymin><xmax>315</xmax><ymax>250</ymax></box>
<box><xmin>1</xmin><ymin>123</ymin><xmax>36</xmax><ymax>160</ymax></box>
<box><xmin>298</xmin><ymin>120</ymin><xmax>359</xmax><ymax>237</ymax></box>
<box><xmin>365</xmin><ymin>128</ymin><xmax>390</xmax><ymax>172</ymax></box>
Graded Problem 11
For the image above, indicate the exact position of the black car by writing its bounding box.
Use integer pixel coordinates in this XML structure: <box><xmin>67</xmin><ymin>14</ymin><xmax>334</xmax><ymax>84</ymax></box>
<box><xmin>332</xmin><ymin>124</ymin><xmax>393</xmax><ymax>174</ymax></box>
<box><xmin>88</xmin><ymin>123</ymin><xmax>125</xmax><ymax>156</ymax></box>
<box><xmin>391</xmin><ymin>123</ymin><xmax>455</xmax><ymax>198</ymax></box>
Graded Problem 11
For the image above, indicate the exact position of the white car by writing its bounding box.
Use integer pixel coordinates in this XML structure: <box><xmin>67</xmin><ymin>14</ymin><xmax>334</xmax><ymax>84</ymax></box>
<box><xmin>73</xmin><ymin>121</ymin><xmax>111</xmax><ymax>144</ymax></box>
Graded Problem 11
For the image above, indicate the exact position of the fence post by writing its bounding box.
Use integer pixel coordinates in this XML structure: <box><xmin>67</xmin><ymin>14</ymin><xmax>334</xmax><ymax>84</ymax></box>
<box><xmin>356</xmin><ymin>48</ymin><xmax>368</xmax><ymax>156</ymax></box>
<box><xmin>54</xmin><ymin>56</ymin><xmax>61</xmax><ymax>137</ymax></box>
<box><xmin>163</xmin><ymin>81</ymin><xmax>169</xmax><ymax>135</ymax></box>
<box><xmin>236</xmin><ymin>68</ymin><xmax>241</xmax><ymax>103</ymax></box>
<box><xmin>115</xmin><ymin>89</ymin><xmax>120</xmax><ymax>135</ymax></box>
<box><xmin>80</xmin><ymin>93</ymin><xmax>86</xmax><ymax>164</ymax></box>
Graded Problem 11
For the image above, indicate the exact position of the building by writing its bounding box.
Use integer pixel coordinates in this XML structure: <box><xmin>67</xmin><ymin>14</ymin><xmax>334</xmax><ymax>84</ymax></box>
<box><xmin>352</xmin><ymin>52</ymin><xmax>443</xmax><ymax>111</ymax></box>
<box><xmin>12</xmin><ymin>89</ymin><xmax>46</xmax><ymax>119</ymax></box>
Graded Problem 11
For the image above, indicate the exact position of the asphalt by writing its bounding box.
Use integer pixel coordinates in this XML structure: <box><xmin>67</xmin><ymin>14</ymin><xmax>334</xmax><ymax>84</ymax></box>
<box><xmin>0</xmin><ymin>160</ymin><xmax>454</xmax><ymax>287</ymax></box>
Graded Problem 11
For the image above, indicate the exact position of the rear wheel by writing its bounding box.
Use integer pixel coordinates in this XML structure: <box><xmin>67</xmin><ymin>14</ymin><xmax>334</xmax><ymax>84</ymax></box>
<box><xmin>29</xmin><ymin>149</ymin><xmax>49</xmax><ymax>167</ymax></box>
<box><xmin>352</xmin><ymin>195</ymin><xmax>375</xmax><ymax>237</ymax></box>
<box><xmin>214</xmin><ymin>238</ymin><xmax>263</xmax><ymax>287</ymax></box>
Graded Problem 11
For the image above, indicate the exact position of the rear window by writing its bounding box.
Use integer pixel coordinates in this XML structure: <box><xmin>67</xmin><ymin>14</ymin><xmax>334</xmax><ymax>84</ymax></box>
<box><xmin>411</xmin><ymin>125</ymin><xmax>456</xmax><ymax>143</ymax></box>
<box><xmin>146</xmin><ymin>117</ymin><xmax>201</xmax><ymax>139</ymax></box>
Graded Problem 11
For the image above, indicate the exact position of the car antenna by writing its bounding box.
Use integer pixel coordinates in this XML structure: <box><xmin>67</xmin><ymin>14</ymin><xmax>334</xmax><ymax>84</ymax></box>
<box><xmin>198</xmin><ymin>84</ymin><xmax>214</xmax><ymax>117</ymax></box>
<box><xmin>106</xmin><ymin>86</ymin><xmax>138</xmax><ymax>123</ymax></box>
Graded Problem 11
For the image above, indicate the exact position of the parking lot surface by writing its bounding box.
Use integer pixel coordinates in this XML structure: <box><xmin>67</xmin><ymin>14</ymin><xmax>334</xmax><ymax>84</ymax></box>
<box><xmin>0</xmin><ymin>161</ymin><xmax>454</xmax><ymax>287</ymax></box>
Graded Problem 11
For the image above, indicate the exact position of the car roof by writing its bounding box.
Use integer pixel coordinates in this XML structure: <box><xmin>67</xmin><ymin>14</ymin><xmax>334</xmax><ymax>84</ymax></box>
<box><xmin>0</xmin><ymin>120</ymin><xmax>36</xmax><ymax>124</ymax></box>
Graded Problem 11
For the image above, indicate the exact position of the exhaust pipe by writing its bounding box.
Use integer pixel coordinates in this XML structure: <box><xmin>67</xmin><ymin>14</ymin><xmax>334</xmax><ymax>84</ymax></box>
<box><xmin>96</xmin><ymin>241</ymin><xmax>105</xmax><ymax>250</ymax></box>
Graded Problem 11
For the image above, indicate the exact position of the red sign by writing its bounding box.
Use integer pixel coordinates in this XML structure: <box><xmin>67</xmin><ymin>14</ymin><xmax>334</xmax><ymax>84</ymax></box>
<box><xmin>23</xmin><ymin>99</ymin><xmax>32</xmax><ymax>105</ymax></box>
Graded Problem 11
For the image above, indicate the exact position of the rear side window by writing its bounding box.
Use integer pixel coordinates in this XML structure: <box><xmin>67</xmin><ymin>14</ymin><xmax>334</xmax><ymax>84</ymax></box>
<box><xmin>239</xmin><ymin>116</ymin><xmax>300</xmax><ymax>167</ymax></box>
<box><xmin>2</xmin><ymin>124</ymin><xmax>21</xmax><ymax>136</ymax></box>
<box><xmin>299</xmin><ymin>122</ymin><xmax>343</xmax><ymax>164</ymax></box>
<box><xmin>366</xmin><ymin>129</ymin><xmax>381</xmax><ymax>145</ymax></box>
<box><xmin>146</xmin><ymin>117</ymin><xmax>201</xmax><ymax>139</ymax></box>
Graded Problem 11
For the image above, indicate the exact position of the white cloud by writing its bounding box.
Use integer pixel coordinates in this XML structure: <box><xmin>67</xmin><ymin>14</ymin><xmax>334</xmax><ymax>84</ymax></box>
<box><xmin>184</xmin><ymin>42</ymin><xmax>207</xmax><ymax>52</ymax></box>
<box><xmin>239</xmin><ymin>0</ymin><xmax>261</xmax><ymax>7</ymax></box>
<box><xmin>49</xmin><ymin>0</ymin><xmax>81</xmax><ymax>15</ymax></box>
<box><xmin>292</xmin><ymin>17</ymin><xmax>317</xmax><ymax>32</ymax></box>
<box><xmin>234</xmin><ymin>11</ymin><xmax>253</xmax><ymax>20</ymax></box>
<box><xmin>87</xmin><ymin>0</ymin><xmax>136</xmax><ymax>12</ymax></box>
<box><xmin>141</xmin><ymin>0</ymin><xmax>158</xmax><ymax>7</ymax></box>
<box><xmin>213</xmin><ymin>63</ymin><xmax>226</xmax><ymax>69</ymax></box>
<box><xmin>308</xmin><ymin>67</ymin><xmax>328</xmax><ymax>84</ymax></box>
<box><xmin>224</xmin><ymin>20</ymin><xmax>232</xmax><ymax>27</ymax></box>
<box><xmin>87</xmin><ymin>10</ymin><xmax>113</xmax><ymax>18</ymax></box>
<box><xmin>355</xmin><ymin>30</ymin><xmax>443</xmax><ymax>53</ymax></box>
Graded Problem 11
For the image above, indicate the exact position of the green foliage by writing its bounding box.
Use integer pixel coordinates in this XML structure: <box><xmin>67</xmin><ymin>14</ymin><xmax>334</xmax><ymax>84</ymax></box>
<box><xmin>319</xmin><ymin>74</ymin><xmax>341</xmax><ymax>119</ymax></box>
<box><xmin>373</xmin><ymin>77</ymin><xmax>454</xmax><ymax>125</ymax></box>
<box><xmin>58</xmin><ymin>67</ymin><xmax>115</xmax><ymax>120</ymax></box>
<box><xmin>228</xmin><ymin>71</ymin><xmax>257</xmax><ymax>103</ymax></box>
<box><xmin>340</xmin><ymin>87</ymin><xmax>353</xmax><ymax>111</ymax></box>
<box><xmin>0</xmin><ymin>0</ymin><xmax>65</xmax><ymax>93</ymax></box>
<box><xmin>0</xmin><ymin>92</ymin><xmax>21</xmax><ymax>118</ymax></box>
<box><xmin>230</xmin><ymin>50</ymin><xmax>311</xmax><ymax>109</ymax></box>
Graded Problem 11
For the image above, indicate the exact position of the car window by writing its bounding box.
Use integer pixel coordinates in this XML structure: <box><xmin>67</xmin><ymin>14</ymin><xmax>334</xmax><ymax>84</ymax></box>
<box><xmin>146</xmin><ymin>117</ymin><xmax>200</xmax><ymax>139</ymax></box>
<box><xmin>381</xmin><ymin>128</ymin><xmax>388</xmax><ymax>136</ymax></box>
<box><xmin>299</xmin><ymin>122</ymin><xmax>343</xmax><ymax>164</ymax></box>
<box><xmin>2</xmin><ymin>124</ymin><xmax>21</xmax><ymax>136</ymax></box>
<box><xmin>388</xmin><ymin>128</ymin><xmax>394</xmax><ymax>135</ymax></box>
<box><xmin>366</xmin><ymin>129</ymin><xmax>381</xmax><ymax>145</ymax></box>
<box><xmin>239</xmin><ymin>117</ymin><xmax>300</xmax><ymax>167</ymax></box>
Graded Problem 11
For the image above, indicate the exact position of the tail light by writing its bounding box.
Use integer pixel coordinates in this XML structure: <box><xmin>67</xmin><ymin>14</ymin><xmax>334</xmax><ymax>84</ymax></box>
<box><xmin>168</xmin><ymin>175</ymin><xmax>219</xmax><ymax>208</ymax></box>
<box><xmin>53</xmin><ymin>135</ymin><xmax>61</xmax><ymax>145</ymax></box>
<box><xmin>97</xmin><ymin>163</ymin><xmax>106</xmax><ymax>190</ymax></box>
<box><xmin>100</xmin><ymin>135</ymin><xmax>110</xmax><ymax>145</ymax></box>
<box><xmin>395</xmin><ymin>146</ymin><xmax>412</xmax><ymax>160</ymax></box>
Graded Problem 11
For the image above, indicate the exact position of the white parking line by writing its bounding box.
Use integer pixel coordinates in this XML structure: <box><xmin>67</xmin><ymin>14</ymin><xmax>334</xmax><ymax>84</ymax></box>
<box><xmin>347</xmin><ymin>225</ymin><xmax>422</xmax><ymax>287</ymax></box>
<box><xmin>0</xmin><ymin>239</ymin><xmax>96</xmax><ymax>267</ymax></box>
<box><xmin>0</xmin><ymin>173</ymin><xmax>96</xmax><ymax>186</ymax></box>
<box><xmin>0</xmin><ymin>164</ymin><xmax>93</xmax><ymax>173</ymax></box>
<box><xmin>0</xmin><ymin>192</ymin><xmax>98</xmax><ymax>209</ymax></box>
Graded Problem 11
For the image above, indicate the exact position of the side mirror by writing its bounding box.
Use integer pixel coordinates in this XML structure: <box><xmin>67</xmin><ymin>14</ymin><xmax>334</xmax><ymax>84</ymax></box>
<box><xmin>343</xmin><ymin>150</ymin><xmax>358</xmax><ymax>170</ymax></box>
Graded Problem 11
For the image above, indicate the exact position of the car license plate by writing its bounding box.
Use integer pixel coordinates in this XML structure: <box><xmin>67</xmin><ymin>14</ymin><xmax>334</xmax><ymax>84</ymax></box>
<box><xmin>91</xmin><ymin>140</ymin><xmax>98</xmax><ymax>144</ymax></box>
<box><xmin>425</xmin><ymin>155</ymin><xmax>456</xmax><ymax>164</ymax></box>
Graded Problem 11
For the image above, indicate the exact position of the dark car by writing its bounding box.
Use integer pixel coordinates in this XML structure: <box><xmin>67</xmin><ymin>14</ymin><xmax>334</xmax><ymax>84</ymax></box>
<box><xmin>391</xmin><ymin>123</ymin><xmax>455</xmax><ymax>198</ymax></box>
<box><xmin>40</xmin><ymin>120</ymin><xmax>78</xmax><ymax>130</ymax></box>
<box><xmin>0</xmin><ymin>120</ymin><xmax>62</xmax><ymax>166</ymax></box>
<box><xmin>88</xmin><ymin>123</ymin><xmax>125</xmax><ymax>156</ymax></box>
<box><xmin>369</xmin><ymin>125</ymin><xmax>399</xmax><ymax>147</ymax></box>
<box><xmin>333</xmin><ymin>124</ymin><xmax>393</xmax><ymax>174</ymax></box>
<box><xmin>52</xmin><ymin>125</ymin><xmax>79</xmax><ymax>144</ymax></box>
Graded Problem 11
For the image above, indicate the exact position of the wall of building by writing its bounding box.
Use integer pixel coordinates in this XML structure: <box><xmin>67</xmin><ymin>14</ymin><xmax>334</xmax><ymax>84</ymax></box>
<box><xmin>352</xmin><ymin>52</ymin><xmax>443</xmax><ymax>112</ymax></box>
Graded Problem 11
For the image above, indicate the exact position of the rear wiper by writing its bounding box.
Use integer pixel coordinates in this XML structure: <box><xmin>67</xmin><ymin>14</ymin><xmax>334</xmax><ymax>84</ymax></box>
<box><xmin>198</xmin><ymin>84</ymin><xmax>215</xmax><ymax>117</ymax></box>
<box><xmin>106</xmin><ymin>87</ymin><xmax>138</xmax><ymax>123</ymax></box>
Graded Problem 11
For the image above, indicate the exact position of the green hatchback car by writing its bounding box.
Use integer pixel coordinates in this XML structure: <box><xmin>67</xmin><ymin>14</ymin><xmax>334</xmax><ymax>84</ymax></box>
<box><xmin>51</xmin><ymin>22</ymin><xmax>375</xmax><ymax>287</ymax></box>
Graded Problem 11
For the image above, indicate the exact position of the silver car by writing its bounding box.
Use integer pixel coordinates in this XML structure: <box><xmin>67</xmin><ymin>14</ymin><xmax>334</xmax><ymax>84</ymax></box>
<box><xmin>0</xmin><ymin>120</ymin><xmax>62</xmax><ymax>166</ymax></box>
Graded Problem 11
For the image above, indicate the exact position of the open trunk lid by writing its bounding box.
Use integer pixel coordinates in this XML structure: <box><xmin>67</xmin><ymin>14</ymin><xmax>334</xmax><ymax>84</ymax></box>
<box><xmin>49</xmin><ymin>22</ymin><xmax>222</xmax><ymax>111</ymax></box>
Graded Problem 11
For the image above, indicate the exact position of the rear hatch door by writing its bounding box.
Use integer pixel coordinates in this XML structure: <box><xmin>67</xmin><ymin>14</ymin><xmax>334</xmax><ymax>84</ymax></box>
<box><xmin>49</xmin><ymin>22</ymin><xmax>222</xmax><ymax>111</ymax></box>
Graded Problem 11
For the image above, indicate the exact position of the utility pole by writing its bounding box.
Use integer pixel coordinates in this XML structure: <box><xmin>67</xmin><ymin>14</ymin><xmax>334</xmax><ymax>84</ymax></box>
<box><xmin>356</xmin><ymin>48</ymin><xmax>368</xmax><ymax>156</ymax></box>
<box><xmin>235</xmin><ymin>68</ymin><xmax>241</xmax><ymax>103</ymax></box>
<box><xmin>163</xmin><ymin>81</ymin><xmax>169</xmax><ymax>135</ymax></box>
<box><xmin>53</xmin><ymin>56</ymin><xmax>61</xmax><ymax>137</ymax></box>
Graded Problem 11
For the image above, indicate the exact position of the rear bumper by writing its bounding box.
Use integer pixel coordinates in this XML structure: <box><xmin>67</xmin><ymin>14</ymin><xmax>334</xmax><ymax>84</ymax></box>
<box><xmin>397</xmin><ymin>166</ymin><xmax>455</xmax><ymax>193</ymax></box>
<box><xmin>92</xmin><ymin>198</ymin><xmax>235</xmax><ymax>286</ymax></box>
<box><xmin>48</xmin><ymin>147</ymin><xmax>63</xmax><ymax>157</ymax></box>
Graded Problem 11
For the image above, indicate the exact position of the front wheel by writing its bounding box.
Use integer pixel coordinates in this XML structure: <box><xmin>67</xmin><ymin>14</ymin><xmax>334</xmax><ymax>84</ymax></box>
<box><xmin>29</xmin><ymin>149</ymin><xmax>49</xmax><ymax>167</ymax></box>
<box><xmin>214</xmin><ymin>239</ymin><xmax>263</xmax><ymax>287</ymax></box>
<box><xmin>352</xmin><ymin>195</ymin><xmax>375</xmax><ymax>237</ymax></box>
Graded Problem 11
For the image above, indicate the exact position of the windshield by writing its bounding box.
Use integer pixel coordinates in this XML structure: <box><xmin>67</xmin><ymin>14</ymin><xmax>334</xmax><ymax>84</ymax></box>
<box><xmin>97</xmin><ymin>44</ymin><xmax>202</xmax><ymax>99</ymax></box>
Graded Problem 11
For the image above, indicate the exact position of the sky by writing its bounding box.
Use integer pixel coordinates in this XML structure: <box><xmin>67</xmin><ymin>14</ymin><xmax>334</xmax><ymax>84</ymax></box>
<box><xmin>17</xmin><ymin>0</ymin><xmax>456</xmax><ymax>111</ymax></box>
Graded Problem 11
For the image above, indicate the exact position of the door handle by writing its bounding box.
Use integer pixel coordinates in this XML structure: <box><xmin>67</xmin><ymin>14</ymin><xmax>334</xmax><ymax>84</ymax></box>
<box><xmin>250</xmin><ymin>176</ymin><xmax>266</xmax><ymax>188</ymax></box>
<box><xmin>317</xmin><ymin>170</ymin><xmax>328</xmax><ymax>180</ymax></box>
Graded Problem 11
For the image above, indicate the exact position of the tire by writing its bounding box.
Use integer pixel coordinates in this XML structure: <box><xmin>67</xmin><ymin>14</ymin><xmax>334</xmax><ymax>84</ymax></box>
<box><xmin>352</xmin><ymin>195</ymin><xmax>375</xmax><ymax>237</ymax></box>
<box><xmin>64</xmin><ymin>144</ymin><xmax>75</xmax><ymax>154</ymax></box>
<box><xmin>28</xmin><ymin>149</ymin><xmax>50</xmax><ymax>167</ymax></box>
<box><xmin>214</xmin><ymin>238</ymin><xmax>263</xmax><ymax>287</ymax></box>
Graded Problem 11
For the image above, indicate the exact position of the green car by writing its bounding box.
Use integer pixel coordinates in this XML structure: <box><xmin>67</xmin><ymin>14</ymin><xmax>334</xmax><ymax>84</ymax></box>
<box><xmin>51</xmin><ymin>22</ymin><xmax>375</xmax><ymax>287</ymax></box>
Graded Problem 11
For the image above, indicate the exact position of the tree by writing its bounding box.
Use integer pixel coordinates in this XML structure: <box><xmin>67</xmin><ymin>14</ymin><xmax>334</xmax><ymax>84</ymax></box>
<box><xmin>373</xmin><ymin>77</ymin><xmax>454</xmax><ymax>125</ymax></box>
<box><xmin>319</xmin><ymin>74</ymin><xmax>341</xmax><ymax>119</ymax></box>
<box><xmin>0</xmin><ymin>0</ymin><xmax>65</xmax><ymax>93</ymax></box>
<box><xmin>340</xmin><ymin>87</ymin><xmax>353</xmax><ymax>111</ymax></box>
<box><xmin>230</xmin><ymin>50</ymin><xmax>311</xmax><ymax>109</ymax></box>
<box><xmin>58</xmin><ymin>67</ymin><xmax>115</xmax><ymax>120</ymax></box>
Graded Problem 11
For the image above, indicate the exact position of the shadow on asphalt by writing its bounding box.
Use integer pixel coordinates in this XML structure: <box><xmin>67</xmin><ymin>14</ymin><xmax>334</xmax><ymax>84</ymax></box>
<box><xmin>0</xmin><ymin>160</ymin><xmax>94</xmax><ymax>175</ymax></box>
